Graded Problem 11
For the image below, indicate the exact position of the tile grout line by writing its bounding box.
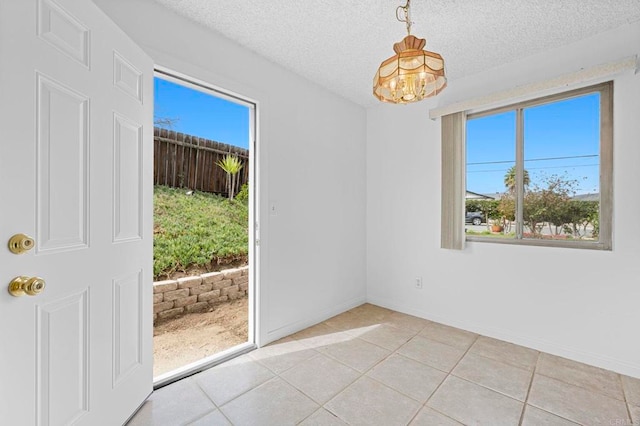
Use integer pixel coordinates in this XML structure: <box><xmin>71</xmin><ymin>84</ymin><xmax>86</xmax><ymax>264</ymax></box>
<box><xmin>414</xmin><ymin>329</ymin><xmax>478</xmax><ymax>351</ymax></box>
<box><xmin>620</xmin><ymin>374</ymin><xmax>634</xmax><ymax>423</ymax></box>
<box><xmin>294</xmin><ymin>407</ymin><xmax>322</xmax><ymax>425</ymax></box>
<box><xmin>317</xmin><ymin>341</ymin><xmax>390</xmax><ymax>374</ymax></box>
<box><xmin>446</xmin><ymin>374</ymin><xmax>528</xmax><ymax>405</ymax></box>
<box><xmin>282</xmin><ymin>350</ymin><xmax>369</xmax><ymax>424</ymax></box>
<box><xmin>418</xmin><ymin>334</ymin><xmax>481</xmax><ymax>425</ymax></box>
<box><xmin>534</xmin><ymin>370</ymin><xmax>628</xmax><ymax>403</ymax></box>
<box><xmin>392</xmin><ymin>350</ymin><xmax>461</xmax><ymax>376</ymax></box>
<box><xmin>189</xmin><ymin>377</ymin><xmax>236</xmax><ymax>425</ymax></box>
<box><xmin>218</xmin><ymin>374</ymin><xmax>320</xmax><ymax>425</ymax></box>
<box><xmin>308</xmin><ymin>310</ymin><xmax>490</xmax><ymax>367</ymax></box>
<box><xmin>432</xmin><ymin>334</ymin><xmax>541</xmax><ymax>403</ymax></box>
<box><xmin>307</xmin><ymin>307</ymin><xmax>631</xmax><ymax>401</ymax></box>
<box><xmin>309</xmin><ymin>326</ymin><xmax>429</xmax><ymax>425</ymax></box>
<box><xmin>517</xmin><ymin>351</ymin><xmax>541</xmax><ymax>426</ymax></box>
<box><xmin>277</xmin><ymin>353</ymin><xmax>358</xmax><ymax>407</ymax></box>
<box><xmin>515</xmin><ymin>354</ymin><xmax>592</xmax><ymax>426</ymax></box>
<box><xmin>322</xmin><ymin>307</ymin><xmax>430</xmax><ymax>336</ymax></box>
<box><xmin>180</xmin><ymin>408</ymin><xmax>207</xmax><ymax>426</ymax></box>
<box><xmin>353</xmin><ymin>328</ymin><xmax>422</xmax><ymax>352</ymax></box>
<box><xmin>521</xmin><ymin>364</ymin><xmax>631</xmax><ymax>424</ymax></box>
<box><xmin>288</xmin><ymin>322</ymin><xmax>395</xmax><ymax>375</ymax></box>
<box><xmin>533</xmin><ymin>353</ymin><xmax>628</xmax><ymax>402</ymax></box>
<box><xmin>372</xmin><ymin>308</ymin><xmax>629</xmax><ymax>404</ymax></box>
<box><xmin>196</xmin><ymin>366</ymin><xmax>276</xmax><ymax>412</ymax></box>
<box><xmin>219</xmin><ymin>374</ymin><xmax>311</xmax><ymax>421</ymax></box>
<box><xmin>429</xmin><ymin>354</ymin><xmax>540</xmax><ymax>417</ymax></box>
<box><xmin>426</xmin><ymin>331</ymin><xmax>628</xmax><ymax>406</ymax></box>
<box><xmin>362</xmin><ymin>365</ymin><xmax>432</xmax><ymax>418</ymax></box>
<box><xmin>262</xmin><ymin>324</ymin><xmax>532</xmax><ymax>425</ymax></box>
<box><xmin>459</xmin><ymin>343</ymin><xmax>536</xmax><ymax>371</ymax></box>
<box><xmin>447</xmin><ymin>351</ymin><xmax>538</xmax><ymax>401</ymax></box>
<box><xmin>250</xmin><ymin>345</ymin><xmax>321</xmax><ymax>376</ymax></box>
<box><xmin>191</xmin><ymin>376</ymin><xmax>221</xmax><ymax>409</ymax></box>
<box><xmin>357</xmin><ymin>334</ymin><xmax>486</xmax><ymax>419</ymax></box>
<box><xmin>414</xmin><ymin>405</ymin><xmax>466</xmax><ymax>426</ymax></box>
<box><xmin>320</xmin><ymin>372</ymin><xmax>422</xmax><ymax>426</ymax></box>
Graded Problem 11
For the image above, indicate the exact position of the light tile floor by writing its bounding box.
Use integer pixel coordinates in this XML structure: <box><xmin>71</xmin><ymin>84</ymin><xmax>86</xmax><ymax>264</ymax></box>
<box><xmin>128</xmin><ymin>304</ymin><xmax>640</xmax><ymax>426</ymax></box>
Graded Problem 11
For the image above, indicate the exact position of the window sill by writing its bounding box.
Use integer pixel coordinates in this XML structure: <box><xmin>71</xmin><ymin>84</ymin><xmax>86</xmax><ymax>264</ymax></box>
<box><xmin>466</xmin><ymin>235</ymin><xmax>610</xmax><ymax>251</ymax></box>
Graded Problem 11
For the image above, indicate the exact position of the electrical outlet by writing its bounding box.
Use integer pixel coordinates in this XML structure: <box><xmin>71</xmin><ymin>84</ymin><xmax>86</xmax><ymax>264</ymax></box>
<box><xmin>415</xmin><ymin>277</ymin><xmax>423</xmax><ymax>289</ymax></box>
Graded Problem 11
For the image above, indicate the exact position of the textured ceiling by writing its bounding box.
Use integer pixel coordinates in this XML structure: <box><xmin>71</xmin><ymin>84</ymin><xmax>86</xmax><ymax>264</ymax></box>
<box><xmin>153</xmin><ymin>0</ymin><xmax>640</xmax><ymax>107</ymax></box>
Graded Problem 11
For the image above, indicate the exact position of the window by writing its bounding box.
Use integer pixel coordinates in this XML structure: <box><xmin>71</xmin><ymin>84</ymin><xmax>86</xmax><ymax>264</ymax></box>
<box><xmin>442</xmin><ymin>82</ymin><xmax>612</xmax><ymax>250</ymax></box>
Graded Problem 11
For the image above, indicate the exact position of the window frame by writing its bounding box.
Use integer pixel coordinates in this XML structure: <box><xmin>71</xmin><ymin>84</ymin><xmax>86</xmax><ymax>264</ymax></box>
<box><xmin>461</xmin><ymin>81</ymin><xmax>613</xmax><ymax>250</ymax></box>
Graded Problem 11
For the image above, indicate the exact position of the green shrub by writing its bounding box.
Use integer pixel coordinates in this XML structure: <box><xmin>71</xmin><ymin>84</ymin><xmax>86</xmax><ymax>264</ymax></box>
<box><xmin>235</xmin><ymin>183</ymin><xmax>249</xmax><ymax>204</ymax></box>
<box><xmin>153</xmin><ymin>185</ymin><xmax>248</xmax><ymax>278</ymax></box>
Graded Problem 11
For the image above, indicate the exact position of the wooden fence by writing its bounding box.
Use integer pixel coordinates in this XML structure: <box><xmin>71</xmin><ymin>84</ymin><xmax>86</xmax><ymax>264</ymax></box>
<box><xmin>154</xmin><ymin>127</ymin><xmax>249</xmax><ymax>196</ymax></box>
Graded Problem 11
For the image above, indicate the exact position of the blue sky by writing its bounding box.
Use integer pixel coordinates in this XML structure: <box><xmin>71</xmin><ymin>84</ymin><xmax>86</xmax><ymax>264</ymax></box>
<box><xmin>154</xmin><ymin>77</ymin><xmax>250</xmax><ymax>149</ymax></box>
<box><xmin>466</xmin><ymin>93</ymin><xmax>600</xmax><ymax>195</ymax></box>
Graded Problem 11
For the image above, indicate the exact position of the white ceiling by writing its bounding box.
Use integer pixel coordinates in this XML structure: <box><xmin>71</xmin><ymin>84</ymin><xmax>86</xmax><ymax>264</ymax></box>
<box><xmin>153</xmin><ymin>0</ymin><xmax>640</xmax><ymax>107</ymax></box>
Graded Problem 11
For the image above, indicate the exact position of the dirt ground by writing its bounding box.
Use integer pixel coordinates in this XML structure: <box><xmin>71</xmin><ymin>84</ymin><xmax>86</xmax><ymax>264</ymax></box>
<box><xmin>153</xmin><ymin>297</ymin><xmax>248</xmax><ymax>377</ymax></box>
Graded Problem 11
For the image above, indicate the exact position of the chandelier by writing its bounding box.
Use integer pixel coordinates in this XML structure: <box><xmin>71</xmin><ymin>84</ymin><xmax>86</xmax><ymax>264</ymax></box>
<box><xmin>373</xmin><ymin>0</ymin><xmax>446</xmax><ymax>104</ymax></box>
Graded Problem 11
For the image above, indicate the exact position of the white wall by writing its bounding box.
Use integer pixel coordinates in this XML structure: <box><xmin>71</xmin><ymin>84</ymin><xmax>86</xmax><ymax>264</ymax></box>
<box><xmin>98</xmin><ymin>0</ymin><xmax>640</xmax><ymax>377</ymax></box>
<box><xmin>367</xmin><ymin>21</ymin><xmax>640</xmax><ymax>378</ymax></box>
<box><xmin>94</xmin><ymin>0</ymin><xmax>367</xmax><ymax>345</ymax></box>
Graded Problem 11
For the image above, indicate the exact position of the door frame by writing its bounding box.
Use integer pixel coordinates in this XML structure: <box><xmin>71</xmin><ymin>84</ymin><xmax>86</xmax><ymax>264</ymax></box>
<box><xmin>152</xmin><ymin>66</ymin><xmax>260</xmax><ymax>389</ymax></box>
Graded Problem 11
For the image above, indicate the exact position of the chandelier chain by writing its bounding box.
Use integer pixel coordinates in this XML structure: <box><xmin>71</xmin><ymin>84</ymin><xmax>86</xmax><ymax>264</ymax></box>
<box><xmin>396</xmin><ymin>0</ymin><xmax>413</xmax><ymax>35</ymax></box>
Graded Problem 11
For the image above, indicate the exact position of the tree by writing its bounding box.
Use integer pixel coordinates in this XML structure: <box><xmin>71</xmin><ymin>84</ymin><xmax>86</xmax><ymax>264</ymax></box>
<box><xmin>561</xmin><ymin>200</ymin><xmax>599</xmax><ymax>238</ymax></box>
<box><xmin>217</xmin><ymin>154</ymin><xmax>244</xmax><ymax>200</ymax></box>
<box><xmin>503</xmin><ymin>166</ymin><xmax>530</xmax><ymax>193</ymax></box>
<box><xmin>497</xmin><ymin>194</ymin><xmax>515</xmax><ymax>231</ymax></box>
<box><xmin>522</xmin><ymin>190</ymin><xmax>547</xmax><ymax>235</ymax></box>
<box><xmin>521</xmin><ymin>173</ymin><xmax>595</xmax><ymax>238</ymax></box>
<box><xmin>154</xmin><ymin>116</ymin><xmax>180</xmax><ymax>128</ymax></box>
<box><xmin>497</xmin><ymin>166</ymin><xmax>530</xmax><ymax>233</ymax></box>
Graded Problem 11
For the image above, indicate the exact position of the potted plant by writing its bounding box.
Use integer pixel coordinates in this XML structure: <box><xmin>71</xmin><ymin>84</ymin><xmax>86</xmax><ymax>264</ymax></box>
<box><xmin>490</xmin><ymin>217</ymin><xmax>504</xmax><ymax>233</ymax></box>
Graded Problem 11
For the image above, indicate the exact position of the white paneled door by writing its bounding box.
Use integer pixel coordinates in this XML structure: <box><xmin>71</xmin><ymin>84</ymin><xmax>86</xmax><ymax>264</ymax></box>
<box><xmin>0</xmin><ymin>0</ymin><xmax>153</xmax><ymax>424</ymax></box>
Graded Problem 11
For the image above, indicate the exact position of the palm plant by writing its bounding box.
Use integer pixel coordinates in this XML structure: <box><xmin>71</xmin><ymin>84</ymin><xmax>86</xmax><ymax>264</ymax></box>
<box><xmin>217</xmin><ymin>154</ymin><xmax>244</xmax><ymax>200</ymax></box>
<box><xmin>504</xmin><ymin>166</ymin><xmax>530</xmax><ymax>193</ymax></box>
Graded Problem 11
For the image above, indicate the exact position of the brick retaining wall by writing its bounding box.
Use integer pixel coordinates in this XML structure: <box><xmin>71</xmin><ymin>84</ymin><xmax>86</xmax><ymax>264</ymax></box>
<box><xmin>153</xmin><ymin>266</ymin><xmax>248</xmax><ymax>323</ymax></box>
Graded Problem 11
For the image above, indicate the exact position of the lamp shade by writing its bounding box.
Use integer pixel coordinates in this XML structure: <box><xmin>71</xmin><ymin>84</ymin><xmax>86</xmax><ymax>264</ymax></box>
<box><xmin>373</xmin><ymin>35</ymin><xmax>447</xmax><ymax>103</ymax></box>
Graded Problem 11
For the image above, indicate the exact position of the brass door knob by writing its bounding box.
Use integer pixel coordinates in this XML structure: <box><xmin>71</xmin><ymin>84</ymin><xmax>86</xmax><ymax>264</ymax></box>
<box><xmin>8</xmin><ymin>234</ymin><xmax>35</xmax><ymax>254</ymax></box>
<box><xmin>8</xmin><ymin>276</ymin><xmax>46</xmax><ymax>297</ymax></box>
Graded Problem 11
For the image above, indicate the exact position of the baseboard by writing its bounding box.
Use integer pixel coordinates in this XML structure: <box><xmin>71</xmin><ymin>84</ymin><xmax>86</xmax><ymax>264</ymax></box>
<box><xmin>366</xmin><ymin>295</ymin><xmax>640</xmax><ymax>379</ymax></box>
<box><xmin>261</xmin><ymin>295</ymin><xmax>367</xmax><ymax>346</ymax></box>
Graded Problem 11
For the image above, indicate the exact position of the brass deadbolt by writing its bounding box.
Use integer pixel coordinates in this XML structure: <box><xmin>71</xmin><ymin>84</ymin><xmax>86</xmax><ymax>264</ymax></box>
<box><xmin>8</xmin><ymin>276</ymin><xmax>46</xmax><ymax>297</ymax></box>
<box><xmin>8</xmin><ymin>234</ymin><xmax>35</xmax><ymax>254</ymax></box>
